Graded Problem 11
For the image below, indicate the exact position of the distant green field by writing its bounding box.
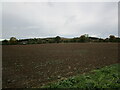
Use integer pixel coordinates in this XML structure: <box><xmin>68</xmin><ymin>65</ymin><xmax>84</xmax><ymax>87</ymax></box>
<box><xmin>42</xmin><ymin>63</ymin><xmax>120</xmax><ymax>88</ymax></box>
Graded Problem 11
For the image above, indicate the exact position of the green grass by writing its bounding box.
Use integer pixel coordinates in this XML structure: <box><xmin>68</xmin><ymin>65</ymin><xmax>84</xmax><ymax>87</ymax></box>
<box><xmin>42</xmin><ymin>63</ymin><xmax>120</xmax><ymax>88</ymax></box>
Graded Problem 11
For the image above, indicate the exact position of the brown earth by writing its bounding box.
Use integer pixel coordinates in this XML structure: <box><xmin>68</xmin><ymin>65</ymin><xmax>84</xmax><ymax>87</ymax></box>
<box><xmin>2</xmin><ymin>43</ymin><xmax>119</xmax><ymax>88</ymax></box>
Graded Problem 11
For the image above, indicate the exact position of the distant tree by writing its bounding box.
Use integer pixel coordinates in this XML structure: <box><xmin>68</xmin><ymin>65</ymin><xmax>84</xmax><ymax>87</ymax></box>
<box><xmin>10</xmin><ymin>37</ymin><xmax>17</xmax><ymax>41</ymax></box>
<box><xmin>48</xmin><ymin>39</ymin><xmax>55</xmax><ymax>43</ymax></box>
<box><xmin>3</xmin><ymin>39</ymin><xmax>8</xmax><ymax>42</ymax></box>
<box><xmin>104</xmin><ymin>38</ymin><xmax>109</xmax><ymax>42</ymax></box>
<box><xmin>85</xmin><ymin>34</ymin><xmax>90</xmax><ymax>42</ymax></box>
<box><xmin>55</xmin><ymin>36</ymin><xmax>61</xmax><ymax>43</ymax></box>
<box><xmin>9</xmin><ymin>37</ymin><xmax>17</xmax><ymax>44</ymax></box>
<box><xmin>71</xmin><ymin>38</ymin><xmax>77</xmax><ymax>42</ymax></box>
<box><xmin>79</xmin><ymin>34</ymin><xmax>89</xmax><ymax>42</ymax></box>
<box><xmin>99</xmin><ymin>38</ymin><xmax>104</xmax><ymax>42</ymax></box>
<box><xmin>109</xmin><ymin>35</ymin><xmax>116</xmax><ymax>42</ymax></box>
<box><xmin>37</xmin><ymin>39</ymin><xmax>42</xmax><ymax>44</ymax></box>
<box><xmin>80</xmin><ymin>35</ymin><xmax>86</xmax><ymax>42</ymax></box>
<box><xmin>115</xmin><ymin>37</ymin><xmax>120</xmax><ymax>42</ymax></box>
<box><xmin>2</xmin><ymin>39</ymin><xmax>9</xmax><ymax>45</ymax></box>
<box><xmin>84</xmin><ymin>34</ymin><xmax>89</xmax><ymax>38</ymax></box>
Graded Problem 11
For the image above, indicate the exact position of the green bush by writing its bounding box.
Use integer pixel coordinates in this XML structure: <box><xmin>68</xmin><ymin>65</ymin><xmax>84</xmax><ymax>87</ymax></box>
<box><xmin>42</xmin><ymin>64</ymin><xmax>120</xmax><ymax>88</ymax></box>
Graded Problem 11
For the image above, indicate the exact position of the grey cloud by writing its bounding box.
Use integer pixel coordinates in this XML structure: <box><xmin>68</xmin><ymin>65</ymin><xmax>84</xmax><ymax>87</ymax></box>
<box><xmin>2</xmin><ymin>13</ymin><xmax>59</xmax><ymax>39</ymax></box>
<box><xmin>2</xmin><ymin>2</ymin><xmax>118</xmax><ymax>39</ymax></box>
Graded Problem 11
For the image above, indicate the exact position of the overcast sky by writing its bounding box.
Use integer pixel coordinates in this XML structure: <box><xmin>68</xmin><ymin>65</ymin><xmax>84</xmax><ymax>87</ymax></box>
<box><xmin>2</xmin><ymin>2</ymin><xmax>118</xmax><ymax>39</ymax></box>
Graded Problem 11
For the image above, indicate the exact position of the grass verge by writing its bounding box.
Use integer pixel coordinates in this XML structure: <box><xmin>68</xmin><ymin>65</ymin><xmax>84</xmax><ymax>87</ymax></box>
<box><xmin>42</xmin><ymin>63</ymin><xmax>120</xmax><ymax>88</ymax></box>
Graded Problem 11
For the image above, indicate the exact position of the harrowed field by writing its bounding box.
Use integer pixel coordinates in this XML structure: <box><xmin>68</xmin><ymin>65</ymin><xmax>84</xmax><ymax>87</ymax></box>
<box><xmin>2</xmin><ymin>43</ymin><xmax>118</xmax><ymax>88</ymax></box>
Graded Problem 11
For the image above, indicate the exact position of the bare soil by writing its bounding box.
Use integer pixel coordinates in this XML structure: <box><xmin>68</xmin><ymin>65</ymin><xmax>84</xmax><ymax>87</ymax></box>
<box><xmin>2</xmin><ymin>43</ymin><xmax>118</xmax><ymax>88</ymax></box>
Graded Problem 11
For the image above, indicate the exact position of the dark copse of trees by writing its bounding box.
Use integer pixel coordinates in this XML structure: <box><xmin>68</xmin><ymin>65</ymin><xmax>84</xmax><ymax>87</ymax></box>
<box><xmin>79</xmin><ymin>35</ymin><xmax>89</xmax><ymax>42</ymax></box>
<box><xmin>109</xmin><ymin>35</ymin><xmax>116</xmax><ymax>42</ymax></box>
<box><xmin>2</xmin><ymin>34</ymin><xmax>120</xmax><ymax>45</ymax></box>
<box><xmin>9</xmin><ymin>37</ymin><xmax>18</xmax><ymax>45</ymax></box>
<box><xmin>54</xmin><ymin>36</ymin><xmax>61</xmax><ymax>43</ymax></box>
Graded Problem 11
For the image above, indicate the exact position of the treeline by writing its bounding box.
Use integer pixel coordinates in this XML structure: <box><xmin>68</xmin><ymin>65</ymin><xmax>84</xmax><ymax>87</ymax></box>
<box><xmin>2</xmin><ymin>34</ymin><xmax>120</xmax><ymax>45</ymax></box>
